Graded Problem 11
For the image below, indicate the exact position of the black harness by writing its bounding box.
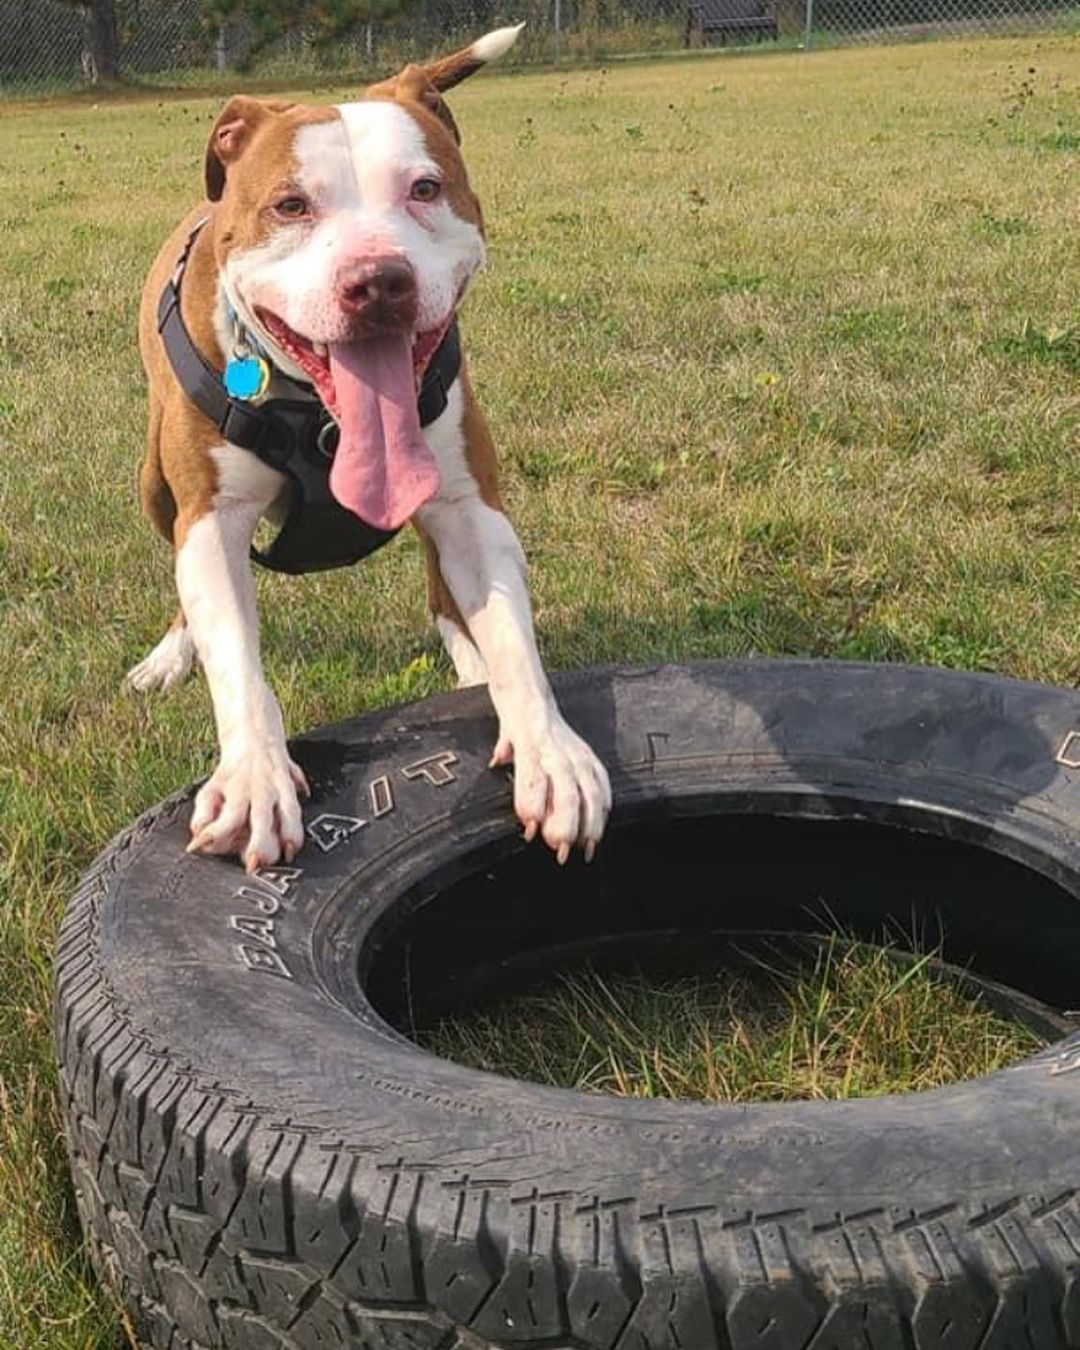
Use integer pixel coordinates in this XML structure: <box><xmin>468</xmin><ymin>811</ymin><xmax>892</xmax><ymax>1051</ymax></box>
<box><xmin>157</xmin><ymin>221</ymin><xmax>460</xmax><ymax>574</ymax></box>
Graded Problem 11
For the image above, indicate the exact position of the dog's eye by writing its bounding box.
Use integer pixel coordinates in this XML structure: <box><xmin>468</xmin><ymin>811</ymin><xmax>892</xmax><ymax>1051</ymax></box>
<box><xmin>409</xmin><ymin>178</ymin><xmax>442</xmax><ymax>203</ymax></box>
<box><xmin>273</xmin><ymin>195</ymin><xmax>311</xmax><ymax>220</ymax></box>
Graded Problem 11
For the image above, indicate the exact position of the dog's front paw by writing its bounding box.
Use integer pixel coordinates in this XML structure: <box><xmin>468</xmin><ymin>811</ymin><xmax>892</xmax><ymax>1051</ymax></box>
<box><xmin>491</xmin><ymin>715</ymin><xmax>611</xmax><ymax>863</ymax></box>
<box><xmin>126</xmin><ymin>624</ymin><xmax>195</xmax><ymax>693</ymax></box>
<box><xmin>187</xmin><ymin>747</ymin><xmax>310</xmax><ymax>873</ymax></box>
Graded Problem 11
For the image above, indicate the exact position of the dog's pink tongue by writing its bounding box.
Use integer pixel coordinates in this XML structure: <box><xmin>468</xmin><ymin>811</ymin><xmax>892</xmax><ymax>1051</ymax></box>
<box><xmin>327</xmin><ymin>334</ymin><xmax>440</xmax><ymax>531</ymax></box>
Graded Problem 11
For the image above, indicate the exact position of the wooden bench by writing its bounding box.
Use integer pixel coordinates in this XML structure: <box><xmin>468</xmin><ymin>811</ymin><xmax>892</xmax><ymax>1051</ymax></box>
<box><xmin>684</xmin><ymin>0</ymin><xmax>778</xmax><ymax>45</ymax></box>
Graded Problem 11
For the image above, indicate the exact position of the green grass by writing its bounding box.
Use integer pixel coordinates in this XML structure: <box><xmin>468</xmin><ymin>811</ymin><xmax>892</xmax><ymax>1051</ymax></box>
<box><xmin>423</xmin><ymin>940</ymin><xmax>1043</xmax><ymax>1103</ymax></box>
<box><xmin>1</xmin><ymin>32</ymin><xmax>1078</xmax><ymax>1346</ymax></box>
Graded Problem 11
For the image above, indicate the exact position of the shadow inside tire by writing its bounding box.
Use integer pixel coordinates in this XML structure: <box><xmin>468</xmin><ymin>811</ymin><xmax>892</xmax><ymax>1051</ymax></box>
<box><xmin>362</xmin><ymin>806</ymin><xmax>1078</xmax><ymax>1041</ymax></box>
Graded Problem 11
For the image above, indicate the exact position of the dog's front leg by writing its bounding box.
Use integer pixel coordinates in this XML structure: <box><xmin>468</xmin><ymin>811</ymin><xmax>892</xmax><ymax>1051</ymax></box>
<box><xmin>175</xmin><ymin>500</ymin><xmax>308</xmax><ymax>872</ymax></box>
<box><xmin>416</xmin><ymin>493</ymin><xmax>611</xmax><ymax>862</ymax></box>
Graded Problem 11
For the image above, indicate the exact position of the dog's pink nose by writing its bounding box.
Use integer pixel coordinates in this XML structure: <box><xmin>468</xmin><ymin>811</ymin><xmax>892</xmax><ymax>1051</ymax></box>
<box><xmin>338</xmin><ymin>258</ymin><xmax>418</xmax><ymax>331</ymax></box>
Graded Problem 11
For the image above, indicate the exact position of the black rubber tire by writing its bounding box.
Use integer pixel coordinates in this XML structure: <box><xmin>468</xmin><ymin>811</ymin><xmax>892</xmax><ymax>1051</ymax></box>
<box><xmin>54</xmin><ymin>659</ymin><xmax>1080</xmax><ymax>1350</ymax></box>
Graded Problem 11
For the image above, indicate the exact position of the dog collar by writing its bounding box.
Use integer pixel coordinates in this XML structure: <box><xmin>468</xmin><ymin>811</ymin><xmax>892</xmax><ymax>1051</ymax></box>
<box><xmin>157</xmin><ymin>219</ymin><xmax>461</xmax><ymax>575</ymax></box>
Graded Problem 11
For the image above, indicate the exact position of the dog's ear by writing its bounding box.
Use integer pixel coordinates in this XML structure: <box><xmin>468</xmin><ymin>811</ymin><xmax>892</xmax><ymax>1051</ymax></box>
<box><xmin>422</xmin><ymin>22</ymin><xmax>525</xmax><ymax>93</ymax></box>
<box><xmin>204</xmin><ymin>96</ymin><xmax>294</xmax><ymax>201</ymax></box>
<box><xmin>372</xmin><ymin>63</ymin><xmax>464</xmax><ymax>142</ymax></box>
<box><xmin>366</xmin><ymin>23</ymin><xmax>524</xmax><ymax>144</ymax></box>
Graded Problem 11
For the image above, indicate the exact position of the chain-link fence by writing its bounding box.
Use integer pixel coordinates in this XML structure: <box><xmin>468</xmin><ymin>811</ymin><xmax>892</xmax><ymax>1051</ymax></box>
<box><xmin>3</xmin><ymin>0</ymin><xmax>1076</xmax><ymax>96</ymax></box>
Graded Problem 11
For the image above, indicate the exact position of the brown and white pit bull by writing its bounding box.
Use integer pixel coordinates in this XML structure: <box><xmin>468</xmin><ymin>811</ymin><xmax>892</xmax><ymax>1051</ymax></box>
<box><xmin>129</xmin><ymin>25</ymin><xmax>611</xmax><ymax>874</ymax></box>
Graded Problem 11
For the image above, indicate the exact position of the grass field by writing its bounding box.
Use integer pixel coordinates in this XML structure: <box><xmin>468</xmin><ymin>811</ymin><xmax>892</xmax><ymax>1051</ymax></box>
<box><xmin>424</xmin><ymin>940</ymin><xmax>1043</xmax><ymax>1103</ymax></box>
<box><xmin>1</xmin><ymin>33</ymin><xmax>1078</xmax><ymax>1347</ymax></box>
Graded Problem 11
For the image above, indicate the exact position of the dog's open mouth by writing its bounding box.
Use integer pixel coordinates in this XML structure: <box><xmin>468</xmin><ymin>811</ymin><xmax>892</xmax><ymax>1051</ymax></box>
<box><xmin>255</xmin><ymin>309</ymin><xmax>448</xmax><ymax>532</ymax></box>
<box><xmin>256</xmin><ymin>311</ymin><xmax>450</xmax><ymax>417</ymax></box>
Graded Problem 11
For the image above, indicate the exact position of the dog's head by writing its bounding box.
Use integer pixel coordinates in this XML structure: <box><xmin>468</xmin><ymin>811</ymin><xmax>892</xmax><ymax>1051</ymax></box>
<box><xmin>202</xmin><ymin>24</ymin><xmax>523</xmax><ymax>530</ymax></box>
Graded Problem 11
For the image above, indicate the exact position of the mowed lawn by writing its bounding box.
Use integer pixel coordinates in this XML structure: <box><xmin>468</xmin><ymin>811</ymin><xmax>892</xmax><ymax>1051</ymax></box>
<box><xmin>1</xmin><ymin>34</ymin><xmax>1078</xmax><ymax>1346</ymax></box>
